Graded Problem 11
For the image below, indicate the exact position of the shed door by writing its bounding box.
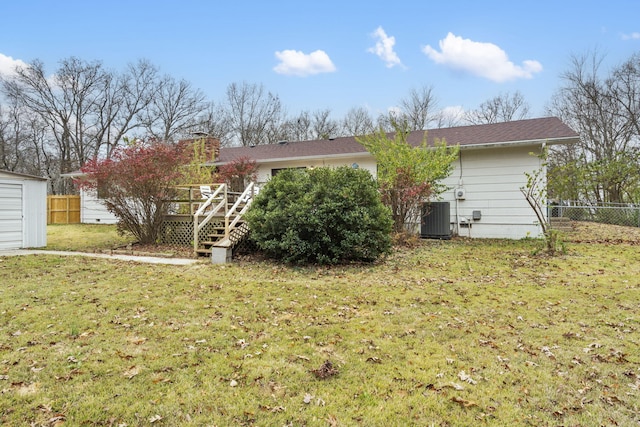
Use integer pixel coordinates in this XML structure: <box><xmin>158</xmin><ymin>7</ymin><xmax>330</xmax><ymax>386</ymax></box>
<box><xmin>0</xmin><ymin>182</ymin><xmax>23</xmax><ymax>249</ymax></box>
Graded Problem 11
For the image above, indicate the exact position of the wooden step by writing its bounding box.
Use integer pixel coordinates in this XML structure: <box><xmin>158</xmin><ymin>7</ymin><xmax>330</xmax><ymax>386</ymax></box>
<box><xmin>196</xmin><ymin>248</ymin><xmax>212</xmax><ymax>257</ymax></box>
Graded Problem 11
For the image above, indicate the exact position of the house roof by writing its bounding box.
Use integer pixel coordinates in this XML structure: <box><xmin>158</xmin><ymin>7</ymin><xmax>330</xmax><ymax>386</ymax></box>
<box><xmin>215</xmin><ymin>117</ymin><xmax>579</xmax><ymax>165</ymax></box>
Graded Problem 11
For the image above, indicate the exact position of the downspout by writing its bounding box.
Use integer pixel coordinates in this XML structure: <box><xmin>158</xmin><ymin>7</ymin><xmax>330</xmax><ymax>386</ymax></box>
<box><xmin>541</xmin><ymin>141</ymin><xmax>547</xmax><ymax>234</ymax></box>
<box><xmin>455</xmin><ymin>151</ymin><xmax>463</xmax><ymax>236</ymax></box>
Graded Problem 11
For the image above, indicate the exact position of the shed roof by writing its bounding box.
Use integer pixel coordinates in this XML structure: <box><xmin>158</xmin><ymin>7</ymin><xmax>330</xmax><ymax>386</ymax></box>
<box><xmin>216</xmin><ymin>117</ymin><xmax>578</xmax><ymax>165</ymax></box>
<box><xmin>0</xmin><ymin>170</ymin><xmax>48</xmax><ymax>181</ymax></box>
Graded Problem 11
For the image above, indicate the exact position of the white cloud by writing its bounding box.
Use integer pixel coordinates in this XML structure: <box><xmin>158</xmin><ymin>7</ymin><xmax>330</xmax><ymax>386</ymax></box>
<box><xmin>0</xmin><ymin>53</ymin><xmax>27</xmax><ymax>76</ymax></box>
<box><xmin>422</xmin><ymin>33</ymin><xmax>542</xmax><ymax>82</ymax></box>
<box><xmin>368</xmin><ymin>26</ymin><xmax>403</xmax><ymax>68</ymax></box>
<box><xmin>621</xmin><ymin>32</ymin><xmax>640</xmax><ymax>40</ymax></box>
<box><xmin>273</xmin><ymin>49</ymin><xmax>336</xmax><ymax>77</ymax></box>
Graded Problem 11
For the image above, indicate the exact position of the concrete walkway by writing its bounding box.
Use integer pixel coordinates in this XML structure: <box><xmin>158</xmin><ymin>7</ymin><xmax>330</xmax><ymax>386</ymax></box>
<box><xmin>0</xmin><ymin>249</ymin><xmax>200</xmax><ymax>265</ymax></box>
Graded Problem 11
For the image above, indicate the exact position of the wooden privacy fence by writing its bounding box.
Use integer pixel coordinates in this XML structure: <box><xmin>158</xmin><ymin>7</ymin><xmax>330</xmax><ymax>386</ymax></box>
<box><xmin>47</xmin><ymin>195</ymin><xmax>80</xmax><ymax>224</ymax></box>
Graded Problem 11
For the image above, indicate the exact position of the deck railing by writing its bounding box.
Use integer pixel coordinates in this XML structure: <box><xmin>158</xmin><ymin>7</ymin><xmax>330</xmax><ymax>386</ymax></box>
<box><xmin>217</xmin><ymin>182</ymin><xmax>256</xmax><ymax>247</ymax></box>
<box><xmin>191</xmin><ymin>182</ymin><xmax>257</xmax><ymax>254</ymax></box>
<box><xmin>193</xmin><ymin>184</ymin><xmax>228</xmax><ymax>253</ymax></box>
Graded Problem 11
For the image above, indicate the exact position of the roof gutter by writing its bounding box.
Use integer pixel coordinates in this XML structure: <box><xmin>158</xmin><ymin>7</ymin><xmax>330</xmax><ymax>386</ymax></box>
<box><xmin>456</xmin><ymin>136</ymin><xmax>579</xmax><ymax>150</ymax></box>
<box><xmin>214</xmin><ymin>151</ymin><xmax>371</xmax><ymax>166</ymax></box>
<box><xmin>213</xmin><ymin>135</ymin><xmax>578</xmax><ymax>165</ymax></box>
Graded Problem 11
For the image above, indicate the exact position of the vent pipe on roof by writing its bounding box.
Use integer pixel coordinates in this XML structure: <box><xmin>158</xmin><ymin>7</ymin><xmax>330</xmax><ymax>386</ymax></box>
<box><xmin>278</xmin><ymin>140</ymin><xmax>288</xmax><ymax>145</ymax></box>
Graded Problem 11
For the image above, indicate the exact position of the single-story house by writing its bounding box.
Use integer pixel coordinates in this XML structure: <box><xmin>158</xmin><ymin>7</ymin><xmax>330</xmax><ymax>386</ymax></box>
<box><xmin>215</xmin><ymin>116</ymin><xmax>579</xmax><ymax>239</ymax></box>
<box><xmin>72</xmin><ymin>117</ymin><xmax>579</xmax><ymax>239</ymax></box>
<box><xmin>0</xmin><ymin>170</ymin><xmax>48</xmax><ymax>250</ymax></box>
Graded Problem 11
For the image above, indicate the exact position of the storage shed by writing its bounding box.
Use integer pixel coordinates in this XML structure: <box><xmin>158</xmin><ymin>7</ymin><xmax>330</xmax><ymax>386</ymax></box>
<box><xmin>0</xmin><ymin>170</ymin><xmax>48</xmax><ymax>250</ymax></box>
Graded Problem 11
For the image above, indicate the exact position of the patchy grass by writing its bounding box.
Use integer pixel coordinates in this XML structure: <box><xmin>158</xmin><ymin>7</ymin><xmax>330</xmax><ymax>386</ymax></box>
<box><xmin>45</xmin><ymin>224</ymin><xmax>194</xmax><ymax>258</ymax></box>
<box><xmin>1</xmin><ymin>236</ymin><xmax>639</xmax><ymax>426</ymax></box>
<box><xmin>46</xmin><ymin>224</ymin><xmax>135</xmax><ymax>252</ymax></box>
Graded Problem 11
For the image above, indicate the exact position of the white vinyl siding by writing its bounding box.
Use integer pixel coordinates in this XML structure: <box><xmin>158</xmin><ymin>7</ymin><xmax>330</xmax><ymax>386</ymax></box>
<box><xmin>80</xmin><ymin>188</ymin><xmax>118</xmax><ymax>224</ymax></box>
<box><xmin>0</xmin><ymin>182</ymin><xmax>23</xmax><ymax>249</ymax></box>
<box><xmin>440</xmin><ymin>145</ymin><xmax>544</xmax><ymax>239</ymax></box>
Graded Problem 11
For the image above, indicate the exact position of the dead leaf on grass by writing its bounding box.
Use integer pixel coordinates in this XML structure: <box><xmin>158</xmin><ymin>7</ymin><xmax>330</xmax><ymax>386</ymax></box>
<box><xmin>541</xmin><ymin>346</ymin><xmax>556</xmax><ymax>359</ymax></box>
<box><xmin>601</xmin><ymin>395</ymin><xmax>624</xmax><ymax>406</ymax></box>
<box><xmin>48</xmin><ymin>414</ymin><xmax>66</xmax><ymax>426</ymax></box>
<box><xmin>116</xmin><ymin>350</ymin><xmax>134</xmax><ymax>360</ymax></box>
<box><xmin>458</xmin><ymin>370</ymin><xmax>477</xmax><ymax>385</ymax></box>
<box><xmin>311</xmin><ymin>360</ymin><xmax>338</xmax><ymax>379</ymax></box>
<box><xmin>14</xmin><ymin>382</ymin><xmax>39</xmax><ymax>395</ymax></box>
<box><xmin>123</xmin><ymin>366</ymin><xmax>140</xmax><ymax>379</ymax></box>
<box><xmin>259</xmin><ymin>405</ymin><xmax>285</xmax><ymax>413</ymax></box>
<box><xmin>37</xmin><ymin>403</ymin><xmax>53</xmax><ymax>413</ymax></box>
<box><xmin>126</xmin><ymin>336</ymin><xmax>146</xmax><ymax>345</ymax></box>
<box><xmin>450</xmin><ymin>382</ymin><xmax>465</xmax><ymax>391</ymax></box>
<box><xmin>149</xmin><ymin>414</ymin><xmax>163</xmax><ymax>423</ymax></box>
<box><xmin>451</xmin><ymin>396</ymin><xmax>477</xmax><ymax>407</ymax></box>
<box><xmin>151</xmin><ymin>375</ymin><xmax>171</xmax><ymax>384</ymax></box>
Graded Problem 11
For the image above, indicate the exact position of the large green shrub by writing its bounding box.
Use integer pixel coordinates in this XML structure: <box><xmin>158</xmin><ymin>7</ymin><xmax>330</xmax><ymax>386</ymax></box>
<box><xmin>245</xmin><ymin>167</ymin><xmax>393</xmax><ymax>264</ymax></box>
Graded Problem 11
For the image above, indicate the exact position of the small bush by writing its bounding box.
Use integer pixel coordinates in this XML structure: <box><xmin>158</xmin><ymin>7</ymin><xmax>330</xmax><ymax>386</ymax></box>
<box><xmin>392</xmin><ymin>231</ymin><xmax>423</xmax><ymax>248</ymax></box>
<box><xmin>245</xmin><ymin>167</ymin><xmax>393</xmax><ymax>264</ymax></box>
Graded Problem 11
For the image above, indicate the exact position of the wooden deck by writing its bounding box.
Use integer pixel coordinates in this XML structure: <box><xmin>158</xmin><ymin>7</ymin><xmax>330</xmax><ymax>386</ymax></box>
<box><xmin>160</xmin><ymin>183</ymin><xmax>256</xmax><ymax>257</ymax></box>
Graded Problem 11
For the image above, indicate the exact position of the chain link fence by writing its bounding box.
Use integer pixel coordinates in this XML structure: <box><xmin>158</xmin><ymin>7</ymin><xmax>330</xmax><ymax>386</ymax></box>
<box><xmin>548</xmin><ymin>202</ymin><xmax>640</xmax><ymax>228</ymax></box>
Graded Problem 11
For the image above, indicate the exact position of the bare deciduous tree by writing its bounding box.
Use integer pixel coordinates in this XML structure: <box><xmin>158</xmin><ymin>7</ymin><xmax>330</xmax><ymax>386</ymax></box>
<box><xmin>371</xmin><ymin>86</ymin><xmax>439</xmax><ymax>134</ymax></box>
<box><xmin>465</xmin><ymin>91</ymin><xmax>531</xmax><ymax>125</ymax></box>
<box><xmin>281</xmin><ymin>109</ymin><xmax>340</xmax><ymax>142</ymax></box>
<box><xmin>397</xmin><ymin>85</ymin><xmax>439</xmax><ymax>130</ymax></box>
<box><xmin>341</xmin><ymin>106</ymin><xmax>375</xmax><ymax>136</ymax></box>
<box><xmin>547</xmin><ymin>51</ymin><xmax>640</xmax><ymax>203</ymax></box>
<box><xmin>433</xmin><ymin>107</ymin><xmax>464</xmax><ymax>129</ymax></box>
<box><xmin>1</xmin><ymin>57</ymin><xmax>163</xmax><ymax>192</ymax></box>
<box><xmin>2</xmin><ymin>58</ymin><xmax>110</xmax><ymax>191</ymax></box>
<box><xmin>610</xmin><ymin>52</ymin><xmax>640</xmax><ymax>137</ymax></box>
<box><xmin>191</xmin><ymin>101</ymin><xmax>234</xmax><ymax>147</ymax></box>
<box><xmin>225</xmin><ymin>81</ymin><xmax>284</xmax><ymax>146</ymax></box>
<box><xmin>101</xmin><ymin>59</ymin><xmax>160</xmax><ymax>156</ymax></box>
<box><xmin>141</xmin><ymin>76</ymin><xmax>206</xmax><ymax>142</ymax></box>
<box><xmin>0</xmin><ymin>101</ymin><xmax>26</xmax><ymax>172</ymax></box>
<box><xmin>281</xmin><ymin>110</ymin><xmax>313</xmax><ymax>142</ymax></box>
<box><xmin>311</xmin><ymin>109</ymin><xmax>339</xmax><ymax>140</ymax></box>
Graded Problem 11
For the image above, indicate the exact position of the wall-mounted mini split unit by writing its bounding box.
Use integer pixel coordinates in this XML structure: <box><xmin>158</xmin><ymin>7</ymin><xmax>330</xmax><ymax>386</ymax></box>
<box><xmin>455</xmin><ymin>188</ymin><xmax>466</xmax><ymax>200</ymax></box>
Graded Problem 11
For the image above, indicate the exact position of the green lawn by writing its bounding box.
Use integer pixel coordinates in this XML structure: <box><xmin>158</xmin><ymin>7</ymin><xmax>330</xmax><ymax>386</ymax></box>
<box><xmin>1</xmin><ymin>229</ymin><xmax>639</xmax><ymax>425</ymax></box>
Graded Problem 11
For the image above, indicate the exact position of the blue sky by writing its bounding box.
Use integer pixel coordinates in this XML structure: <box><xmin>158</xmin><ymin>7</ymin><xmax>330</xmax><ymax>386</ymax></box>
<box><xmin>1</xmin><ymin>0</ymin><xmax>640</xmax><ymax>121</ymax></box>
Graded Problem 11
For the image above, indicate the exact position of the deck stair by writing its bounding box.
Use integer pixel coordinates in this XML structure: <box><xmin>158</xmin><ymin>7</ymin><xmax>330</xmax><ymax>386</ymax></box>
<box><xmin>193</xmin><ymin>182</ymin><xmax>256</xmax><ymax>259</ymax></box>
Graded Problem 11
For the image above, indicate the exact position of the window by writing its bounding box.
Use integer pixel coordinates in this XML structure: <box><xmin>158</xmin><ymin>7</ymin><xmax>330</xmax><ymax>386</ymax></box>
<box><xmin>271</xmin><ymin>167</ymin><xmax>306</xmax><ymax>177</ymax></box>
